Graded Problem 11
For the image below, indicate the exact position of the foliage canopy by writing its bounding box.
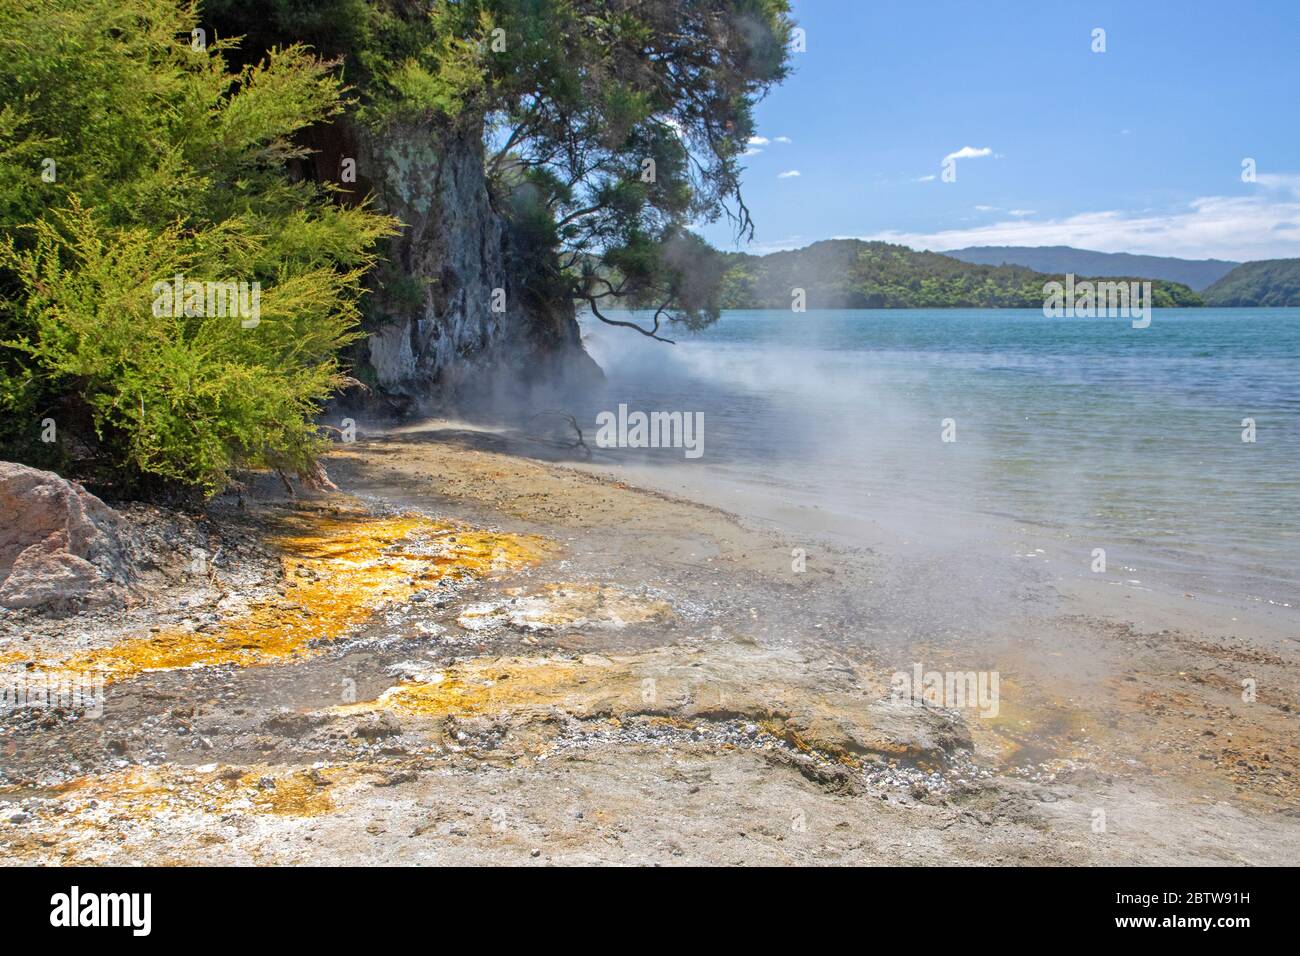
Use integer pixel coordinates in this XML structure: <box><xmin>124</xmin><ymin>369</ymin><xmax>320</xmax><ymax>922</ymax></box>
<box><xmin>205</xmin><ymin>0</ymin><xmax>795</xmax><ymax>342</ymax></box>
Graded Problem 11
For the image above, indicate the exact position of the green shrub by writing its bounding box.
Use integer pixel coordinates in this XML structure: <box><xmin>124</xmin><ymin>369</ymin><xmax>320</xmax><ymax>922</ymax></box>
<box><xmin>0</xmin><ymin>0</ymin><xmax>397</xmax><ymax>495</ymax></box>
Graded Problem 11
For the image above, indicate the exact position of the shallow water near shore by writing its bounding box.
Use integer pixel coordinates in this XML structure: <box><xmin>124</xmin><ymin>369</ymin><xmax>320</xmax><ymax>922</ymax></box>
<box><xmin>574</xmin><ymin>308</ymin><xmax>1300</xmax><ymax>621</ymax></box>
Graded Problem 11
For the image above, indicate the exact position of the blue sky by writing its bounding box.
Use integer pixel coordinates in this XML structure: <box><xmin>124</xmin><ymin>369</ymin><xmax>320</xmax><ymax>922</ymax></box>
<box><xmin>697</xmin><ymin>0</ymin><xmax>1300</xmax><ymax>261</ymax></box>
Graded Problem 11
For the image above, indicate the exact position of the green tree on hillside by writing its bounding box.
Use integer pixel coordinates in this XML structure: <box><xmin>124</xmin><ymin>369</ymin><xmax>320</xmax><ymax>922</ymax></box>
<box><xmin>1201</xmin><ymin>258</ymin><xmax>1300</xmax><ymax>306</ymax></box>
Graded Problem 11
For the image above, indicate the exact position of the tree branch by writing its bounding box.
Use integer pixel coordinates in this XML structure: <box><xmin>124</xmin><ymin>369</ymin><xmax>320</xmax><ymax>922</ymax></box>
<box><xmin>580</xmin><ymin>294</ymin><xmax>676</xmax><ymax>344</ymax></box>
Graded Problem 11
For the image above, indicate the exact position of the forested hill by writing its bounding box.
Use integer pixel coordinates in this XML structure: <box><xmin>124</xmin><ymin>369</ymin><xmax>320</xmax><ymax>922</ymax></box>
<box><xmin>944</xmin><ymin>245</ymin><xmax>1238</xmax><ymax>291</ymax></box>
<box><xmin>1201</xmin><ymin>259</ymin><xmax>1300</xmax><ymax>306</ymax></box>
<box><xmin>718</xmin><ymin>240</ymin><xmax>1204</xmax><ymax>309</ymax></box>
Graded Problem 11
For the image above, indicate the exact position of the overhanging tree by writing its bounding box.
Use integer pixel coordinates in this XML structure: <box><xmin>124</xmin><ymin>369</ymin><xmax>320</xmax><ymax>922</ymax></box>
<box><xmin>482</xmin><ymin>0</ymin><xmax>793</xmax><ymax>342</ymax></box>
<box><xmin>204</xmin><ymin>0</ymin><xmax>795</xmax><ymax>344</ymax></box>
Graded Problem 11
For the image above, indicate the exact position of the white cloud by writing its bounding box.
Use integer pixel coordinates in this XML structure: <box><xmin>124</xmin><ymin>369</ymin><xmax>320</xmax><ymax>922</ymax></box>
<box><xmin>851</xmin><ymin>177</ymin><xmax>1300</xmax><ymax>261</ymax></box>
<box><xmin>1008</xmin><ymin>209</ymin><xmax>1036</xmax><ymax>217</ymax></box>
<box><xmin>974</xmin><ymin>205</ymin><xmax>998</xmax><ymax>212</ymax></box>
<box><xmin>748</xmin><ymin>136</ymin><xmax>770</xmax><ymax>146</ymax></box>
<box><xmin>778</xmin><ymin>169</ymin><xmax>801</xmax><ymax>179</ymax></box>
<box><xmin>773</xmin><ymin>136</ymin><xmax>793</xmax><ymax>144</ymax></box>
<box><xmin>943</xmin><ymin>146</ymin><xmax>994</xmax><ymax>162</ymax></box>
<box><xmin>742</xmin><ymin>148</ymin><xmax>763</xmax><ymax>157</ymax></box>
<box><xmin>915</xmin><ymin>174</ymin><xmax>936</xmax><ymax>182</ymax></box>
<box><xmin>1257</xmin><ymin>172</ymin><xmax>1300</xmax><ymax>192</ymax></box>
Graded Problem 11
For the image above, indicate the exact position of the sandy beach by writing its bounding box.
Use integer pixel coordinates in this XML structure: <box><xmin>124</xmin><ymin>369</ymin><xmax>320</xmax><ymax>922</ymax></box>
<box><xmin>0</xmin><ymin>423</ymin><xmax>1295</xmax><ymax>865</ymax></box>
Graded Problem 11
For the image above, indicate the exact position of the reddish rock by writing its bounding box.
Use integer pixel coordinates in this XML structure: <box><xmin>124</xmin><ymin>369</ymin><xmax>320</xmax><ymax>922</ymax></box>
<box><xmin>0</xmin><ymin>462</ymin><xmax>135</xmax><ymax>613</ymax></box>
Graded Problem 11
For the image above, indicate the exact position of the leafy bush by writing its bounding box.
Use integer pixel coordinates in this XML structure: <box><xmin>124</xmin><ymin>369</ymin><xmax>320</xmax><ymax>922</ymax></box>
<box><xmin>0</xmin><ymin>0</ymin><xmax>396</xmax><ymax>495</ymax></box>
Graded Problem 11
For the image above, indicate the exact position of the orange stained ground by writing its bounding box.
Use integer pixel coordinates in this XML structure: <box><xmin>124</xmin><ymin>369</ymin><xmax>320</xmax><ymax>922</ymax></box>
<box><xmin>11</xmin><ymin>511</ymin><xmax>554</xmax><ymax>683</ymax></box>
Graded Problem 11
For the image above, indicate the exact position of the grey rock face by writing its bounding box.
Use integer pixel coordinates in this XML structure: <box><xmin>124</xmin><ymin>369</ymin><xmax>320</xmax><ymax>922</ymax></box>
<box><xmin>0</xmin><ymin>461</ymin><xmax>135</xmax><ymax>613</ymax></box>
<box><xmin>357</xmin><ymin>119</ymin><xmax>601</xmax><ymax>408</ymax></box>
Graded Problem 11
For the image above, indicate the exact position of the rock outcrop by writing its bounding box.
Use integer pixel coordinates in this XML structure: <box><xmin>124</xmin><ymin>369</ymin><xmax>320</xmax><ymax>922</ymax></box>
<box><xmin>0</xmin><ymin>462</ymin><xmax>135</xmax><ymax>613</ymax></box>
<box><xmin>306</xmin><ymin>117</ymin><xmax>601</xmax><ymax>411</ymax></box>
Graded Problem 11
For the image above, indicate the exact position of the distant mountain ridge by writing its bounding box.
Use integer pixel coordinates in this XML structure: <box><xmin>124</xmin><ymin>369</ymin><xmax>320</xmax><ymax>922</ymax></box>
<box><xmin>717</xmin><ymin>240</ymin><xmax>1202</xmax><ymax>310</ymax></box>
<box><xmin>1202</xmin><ymin>259</ymin><xmax>1300</xmax><ymax>306</ymax></box>
<box><xmin>943</xmin><ymin>245</ymin><xmax>1239</xmax><ymax>291</ymax></box>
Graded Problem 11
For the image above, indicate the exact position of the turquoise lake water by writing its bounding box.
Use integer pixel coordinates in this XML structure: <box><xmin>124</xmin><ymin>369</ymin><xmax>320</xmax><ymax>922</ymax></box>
<box><xmin>577</xmin><ymin>308</ymin><xmax>1300</xmax><ymax>606</ymax></box>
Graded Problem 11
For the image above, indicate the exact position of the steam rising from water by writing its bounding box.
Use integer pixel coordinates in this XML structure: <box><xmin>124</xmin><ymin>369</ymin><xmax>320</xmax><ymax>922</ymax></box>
<box><xmin>570</xmin><ymin>308</ymin><xmax>1300</xmax><ymax>610</ymax></box>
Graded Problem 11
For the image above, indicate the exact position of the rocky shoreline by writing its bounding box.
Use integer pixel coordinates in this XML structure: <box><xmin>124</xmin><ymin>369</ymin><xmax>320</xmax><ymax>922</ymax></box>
<box><xmin>1</xmin><ymin>430</ymin><xmax>1296</xmax><ymax>865</ymax></box>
